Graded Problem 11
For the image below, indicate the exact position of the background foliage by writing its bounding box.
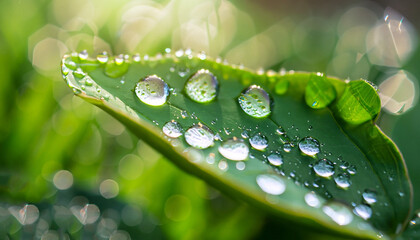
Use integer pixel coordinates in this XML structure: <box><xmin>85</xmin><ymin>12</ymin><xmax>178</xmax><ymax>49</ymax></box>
<box><xmin>0</xmin><ymin>0</ymin><xmax>419</xmax><ymax>239</ymax></box>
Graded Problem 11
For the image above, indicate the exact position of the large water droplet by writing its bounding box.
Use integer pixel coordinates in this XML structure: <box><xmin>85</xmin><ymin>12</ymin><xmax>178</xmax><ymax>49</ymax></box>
<box><xmin>267</xmin><ymin>153</ymin><xmax>283</xmax><ymax>166</ymax></box>
<box><xmin>362</xmin><ymin>190</ymin><xmax>377</xmax><ymax>205</ymax></box>
<box><xmin>353</xmin><ymin>204</ymin><xmax>372</xmax><ymax>220</ymax></box>
<box><xmin>256</xmin><ymin>174</ymin><xmax>286</xmax><ymax>195</ymax></box>
<box><xmin>97</xmin><ymin>52</ymin><xmax>109</xmax><ymax>63</ymax></box>
<box><xmin>184</xmin><ymin>69</ymin><xmax>218</xmax><ymax>103</ymax></box>
<box><xmin>305</xmin><ymin>191</ymin><xmax>321</xmax><ymax>208</ymax></box>
<box><xmin>79</xmin><ymin>50</ymin><xmax>88</xmax><ymax>60</ymax></box>
<box><xmin>298</xmin><ymin>137</ymin><xmax>320</xmax><ymax>156</ymax></box>
<box><xmin>313</xmin><ymin>159</ymin><xmax>335</xmax><ymax>178</ymax></box>
<box><xmin>238</xmin><ymin>85</ymin><xmax>271</xmax><ymax>118</ymax></box>
<box><xmin>218</xmin><ymin>137</ymin><xmax>249</xmax><ymax>161</ymax></box>
<box><xmin>135</xmin><ymin>75</ymin><xmax>169</xmax><ymax>106</ymax></box>
<box><xmin>334</xmin><ymin>173</ymin><xmax>351</xmax><ymax>189</ymax></box>
<box><xmin>249</xmin><ymin>133</ymin><xmax>268</xmax><ymax>151</ymax></box>
<box><xmin>322</xmin><ymin>202</ymin><xmax>353</xmax><ymax>226</ymax></box>
<box><xmin>184</xmin><ymin>123</ymin><xmax>214</xmax><ymax>149</ymax></box>
<box><xmin>162</xmin><ymin>121</ymin><xmax>183</xmax><ymax>138</ymax></box>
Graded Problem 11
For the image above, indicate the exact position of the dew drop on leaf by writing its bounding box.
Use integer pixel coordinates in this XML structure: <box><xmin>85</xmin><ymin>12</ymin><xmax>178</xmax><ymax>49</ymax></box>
<box><xmin>256</xmin><ymin>174</ymin><xmax>286</xmax><ymax>195</ymax></box>
<box><xmin>162</xmin><ymin>121</ymin><xmax>183</xmax><ymax>138</ymax></box>
<box><xmin>135</xmin><ymin>75</ymin><xmax>169</xmax><ymax>106</ymax></box>
<box><xmin>298</xmin><ymin>137</ymin><xmax>320</xmax><ymax>156</ymax></box>
<box><xmin>218</xmin><ymin>137</ymin><xmax>249</xmax><ymax>161</ymax></box>
<box><xmin>78</xmin><ymin>49</ymin><xmax>88</xmax><ymax>60</ymax></box>
<box><xmin>185</xmin><ymin>69</ymin><xmax>218</xmax><ymax>103</ymax></box>
<box><xmin>305</xmin><ymin>191</ymin><xmax>321</xmax><ymax>208</ymax></box>
<box><xmin>353</xmin><ymin>204</ymin><xmax>372</xmax><ymax>220</ymax></box>
<box><xmin>249</xmin><ymin>133</ymin><xmax>268</xmax><ymax>151</ymax></box>
<box><xmin>97</xmin><ymin>52</ymin><xmax>109</xmax><ymax>64</ymax></box>
<box><xmin>322</xmin><ymin>202</ymin><xmax>353</xmax><ymax>226</ymax></box>
<box><xmin>362</xmin><ymin>189</ymin><xmax>378</xmax><ymax>205</ymax></box>
<box><xmin>184</xmin><ymin>123</ymin><xmax>214</xmax><ymax>149</ymax></box>
<box><xmin>334</xmin><ymin>173</ymin><xmax>351</xmax><ymax>189</ymax></box>
<box><xmin>238</xmin><ymin>85</ymin><xmax>271</xmax><ymax>118</ymax></box>
<box><xmin>267</xmin><ymin>153</ymin><xmax>283</xmax><ymax>166</ymax></box>
<box><xmin>313</xmin><ymin>159</ymin><xmax>335</xmax><ymax>178</ymax></box>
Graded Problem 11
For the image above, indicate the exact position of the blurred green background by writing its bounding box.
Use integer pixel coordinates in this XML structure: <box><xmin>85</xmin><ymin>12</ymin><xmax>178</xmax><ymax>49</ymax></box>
<box><xmin>0</xmin><ymin>0</ymin><xmax>419</xmax><ymax>239</ymax></box>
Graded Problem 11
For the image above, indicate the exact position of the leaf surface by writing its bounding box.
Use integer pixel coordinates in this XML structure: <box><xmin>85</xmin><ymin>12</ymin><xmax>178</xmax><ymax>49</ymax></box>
<box><xmin>61</xmin><ymin>51</ymin><xmax>412</xmax><ymax>239</ymax></box>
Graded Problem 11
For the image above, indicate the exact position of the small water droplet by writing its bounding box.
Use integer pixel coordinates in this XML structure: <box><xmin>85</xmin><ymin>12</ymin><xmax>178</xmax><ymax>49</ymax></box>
<box><xmin>218</xmin><ymin>160</ymin><xmax>228</xmax><ymax>171</ymax></box>
<box><xmin>241</xmin><ymin>130</ymin><xmax>249</xmax><ymax>139</ymax></box>
<box><xmin>97</xmin><ymin>52</ymin><xmax>109</xmax><ymax>63</ymax></box>
<box><xmin>197</xmin><ymin>51</ymin><xmax>206</xmax><ymax>60</ymax></box>
<box><xmin>135</xmin><ymin>75</ymin><xmax>169</xmax><ymax>106</ymax></box>
<box><xmin>283</xmin><ymin>143</ymin><xmax>292</xmax><ymax>152</ymax></box>
<box><xmin>175</xmin><ymin>50</ymin><xmax>184</xmax><ymax>58</ymax></box>
<box><xmin>276</xmin><ymin>126</ymin><xmax>286</xmax><ymax>135</ymax></box>
<box><xmin>238</xmin><ymin>85</ymin><xmax>271</xmax><ymax>118</ymax></box>
<box><xmin>322</xmin><ymin>202</ymin><xmax>353</xmax><ymax>226</ymax></box>
<box><xmin>313</xmin><ymin>159</ymin><xmax>335</xmax><ymax>178</ymax></box>
<box><xmin>79</xmin><ymin>50</ymin><xmax>88</xmax><ymax>60</ymax></box>
<box><xmin>115</xmin><ymin>54</ymin><xmax>124</xmax><ymax>65</ymax></box>
<box><xmin>305</xmin><ymin>192</ymin><xmax>321</xmax><ymax>208</ymax></box>
<box><xmin>185</xmin><ymin>69</ymin><xmax>218</xmax><ymax>103</ymax></box>
<box><xmin>236</xmin><ymin>162</ymin><xmax>246</xmax><ymax>171</ymax></box>
<box><xmin>181</xmin><ymin>110</ymin><xmax>189</xmax><ymax>119</ymax></box>
<box><xmin>267</xmin><ymin>153</ymin><xmax>283</xmax><ymax>166</ymax></box>
<box><xmin>354</xmin><ymin>204</ymin><xmax>372</xmax><ymax>220</ymax></box>
<box><xmin>334</xmin><ymin>173</ymin><xmax>351</xmax><ymax>189</ymax></box>
<box><xmin>184</xmin><ymin>123</ymin><xmax>214</xmax><ymax>149</ymax></box>
<box><xmin>132</xmin><ymin>54</ymin><xmax>141</xmax><ymax>62</ymax></box>
<box><xmin>256</xmin><ymin>174</ymin><xmax>286</xmax><ymax>195</ymax></box>
<box><xmin>249</xmin><ymin>133</ymin><xmax>268</xmax><ymax>151</ymax></box>
<box><xmin>362</xmin><ymin>190</ymin><xmax>377</xmax><ymax>205</ymax></box>
<box><xmin>218</xmin><ymin>138</ymin><xmax>249</xmax><ymax>161</ymax></box>
<box><xmin>162</xmin><ymin>121</ymin><xmax>183</xmax><ymax>138</ymax></box>
<box><xmin>206</xmin><ymin>153</ymin><xmax>215</xmax><ymax>164</ymax></box>
<box><xmin>298</xmin><ymin>137</ymin><xmax>320</xmax><ymax>156</ymax></box>
<box><xmin>398</xmin><ymin>191</ymin><xmax>405</xmax><ymax>197</ymax></box>
<box><xmin>347</xmin><ymin>165</ymin><xmax>357</xmax><ymax>175</ymax></box>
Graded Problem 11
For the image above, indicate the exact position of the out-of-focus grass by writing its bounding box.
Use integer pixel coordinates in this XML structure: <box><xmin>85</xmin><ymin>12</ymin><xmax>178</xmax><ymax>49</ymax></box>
<box><xmin>0</xmin><ymin>0</ymin><xmax>419</xmax><ymax>239</ymax></box>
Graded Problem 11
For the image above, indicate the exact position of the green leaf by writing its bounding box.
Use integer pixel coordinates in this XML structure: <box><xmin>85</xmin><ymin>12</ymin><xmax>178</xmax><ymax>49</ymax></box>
<box><xmin>61</xmin><ymin>51</ymin><xmax>412</xmax><ymax>239</ymax></box>
<box><xmin>334</xmin><ymin>80</ymin><xmax>381</xmax><ymax>125</ymax></box>
<box><xmin>305</xmin><ymin>72</ymin><xmax>336</xmax><ymax>109</ymax></box>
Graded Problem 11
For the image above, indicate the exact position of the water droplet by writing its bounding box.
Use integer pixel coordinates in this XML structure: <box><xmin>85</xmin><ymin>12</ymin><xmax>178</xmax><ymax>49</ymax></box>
<box><xmin>354</xmin><ymin>204</ymin><xmax>372</xmax><ymax>220</ymax></box>
<box><xmin>362</xmin><ymin>190</ymin><xmax>377</xmax><ymax>205</ymax></box>
<box><xmin>184</xmin><ymin>123</ymin><xmax>214</xmax><ymax>149</ymax></box>
<box><xmin>74</xmin><ymin>68</ymin><xmax>86</xmax><ymax>78</ymax></box>
<box><xmin>241</xmin><ymin>130</ymin><xmax>249</xmax><ymax>139</ymax></box>
<box><xmin>162</xmin><ymin>121</ymin><xmax>183</xmax><ymax>138</ymax></box>
<box><xmin>267</xmin><ymin>153</ymin><xmax>283</xmax><ymax>166</ymax></box>
<box><xmin>184</xmin><ymin>69</ymin><xmax>218</xmax><ymax>103</ymax></box>
<box><xmin>181</xmin><ymin>110</ymin><xmax>189</xmax><ymax>119</ymax></box>
<box><xmin>238</xmin><ymin>85</ymin><xmax>271</xmax><ymax>118</ymax></box>
<box><xmin>218</xmin><ymin>137</ymin><xmax>249</xmax><ymax>161</ymax></box>
<box><xmin>9</xmin><ymin>204</ymin><xmax>39</xmax><ymax>225</ymax></box>
<box><xmin>298</xmin><ymin>137</ymin><xmax>320</xmax><ymax>156</ymax></box>
<box><xmin>115</xmin><ymin>54</ymin><xmax>124</xmax><ymax>65</ymax></box>
<box><xmin>135</xmin><ymin>75</ymin><xmax>169</xmax><ymax>106</ymax></box>
<box><xmin>79</xmin><ymin>50</ymin><xmax>88</xmax><ymax>60</ymax></box>
<box><xmin>283</xmin><ymin>143</ymin><xmax>292</xmax><ymax>152</ymax></box>
<box><xmin>197</xmin><ymin>51</ymin><xmax>206</xmax><ymax>60</ymax></box>
<box><xmin>256</xmin><ymin>174</ymin><xmax>286</xmax><ymax>195</ymax></box>
<box><xmin>322</xmin><ymin>202</ymin><xmax>353</xmax><ymax>226</ymax></box>
<box><xmin>175</xmin><ymin>50</ymin><xmax>184</xmax><ymax>57</ymax></box>
<box><xmin>305</xmin><ymin>191</ymin><xmax>321</xmax><ymax>208</ymax></box>
<box><xmin>236</xmin><ymin>162</ymin><xmax>246</xmax><ymax>171</ymax></box>
<box><xmin>97</xmin><ymin>52</ymin><xmax>109</xmax><ymax>63</ymax></box>
<box><xmin>313</xmin><ymin>159</ymin><xmax>335</xmax><ymax>178</ymax></box>
<box><xmin>347</xmin><ymin>165</ymin><xmax>357</xmax><ymax>175</ymax></box>
<box><xmin>218</xmin><ymin>160</ymin><xmax>228</xmax><ymax>171</ymax></box>
<box><xmin>276</xmin><ymin>126</ymin><xmax>286</xmax><ymax>135</ymax></box>
<box><xmin>334</xmin><ymin>173</ymin><xmax>351</xmax><ymax>189</ymax></box>
<box><xmin>249</xmin><ymin>133</ymin><xmax>268</xmax><ymax>151</ymax></box>
<box><xmin>398</xmin><ymin>191</ymin><xmax>405</xmax><ymax>197</ymax></box>
<box><xmin>132</xmin><ymin>54</ymin><xmax>141</xmax><ymax>62</ymax></box>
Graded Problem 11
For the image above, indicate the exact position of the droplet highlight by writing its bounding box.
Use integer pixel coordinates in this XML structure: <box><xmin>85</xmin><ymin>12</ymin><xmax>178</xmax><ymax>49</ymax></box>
<box><xmin>184</xmin><ymin>69</ymin><xmax>218</xmax><ymax>103</ymax></box>
<box><xmin>135</xmin><ymin>75</ymin><xmax>169</xmax><ymax>106</ymax></box>
<box><xmin>249</xmin><ymin>133</ymin><xmax>268</xmax><ymax>151</ymax></box>
<box><xmin>218</xmin><ymin>137</ymin><xmax>249</xmax><ymax>161</ymax></box>
<box><xmin>267</xmin><ymin>153</ymin><xmax>283</xmax><ymax>166</ymax></box>
<box><xmin>322</xmin><ymin>202</ymin><xmax>353</xmax><ymax>226</ymax></box>
<box><xmin>162</xmin><ymin>121</ymin><xmax>183</xmax><ymax>138</ymax></box>
<box><xmin>298</xmin><ymin>137</ymin><xmax>320</xmax><ymax>156</ymax></box>
<box><xmin>353</xmin><ymin>204</ymin><xmax>372</xmax><ymax>220</ymax></box>
<box><xmin>256</xmin><ymin>174</ymin><xmax>286</xmax><ymax>195</ymax></box>
<box><xmin>238</xmin><ymin>85</ymin><xmax>271</xmax><ymax>118</ymax></box>
<box><xmin>184</xmin><ymin>123</ymin><xmax>214</xmax><ymax>149</ymax></box>
<box><xmin>362</xmin><ymin>190</ymin><xmax>377</xmax><ymax>205</ymax></box>
<box><xmin>334</xmin><ymin>173</ymin><xmax>351</xmax><ymax>189</ymax></box>
<box><xmin>313</xmin><ymin>159</ymin><xmax>335</xmax><ymax>178</ymax></box>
